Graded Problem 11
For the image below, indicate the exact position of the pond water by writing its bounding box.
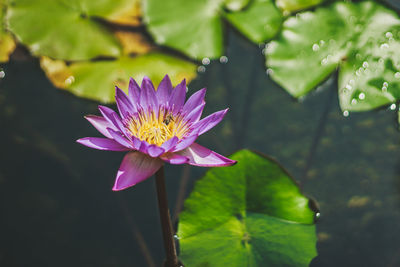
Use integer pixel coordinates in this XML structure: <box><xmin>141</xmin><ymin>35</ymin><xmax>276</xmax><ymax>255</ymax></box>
<box><xmin>1</xmin><ymin>26</ymin><xmax>400</xmax><ymax>267</ymax></box>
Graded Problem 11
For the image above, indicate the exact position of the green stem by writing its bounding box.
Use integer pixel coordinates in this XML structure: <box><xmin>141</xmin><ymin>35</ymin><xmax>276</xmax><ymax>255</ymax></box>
<box><xmin>155</xmin><ymin>166</ymin><xmax>180</xmax><ymax>267</ymax></box>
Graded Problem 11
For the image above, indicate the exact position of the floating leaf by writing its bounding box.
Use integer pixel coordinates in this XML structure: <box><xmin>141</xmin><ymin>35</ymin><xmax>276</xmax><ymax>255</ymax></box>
<box><xmin>266</xmin><ymin>1</ymin><xmax>400</xmax><ymax>114</ymax></box>
<box><xmin>276</xmin><ymin>0</ymin><xmax>324</xmax><ymax>13</ymax></box>
<box><xmin>178</xmin><ymin>150</ymin><xmax>318</xmax><ymax>267</ymax></box>
<box><xmin>6</xmin><ymin>0</ymin><xmax>142</xmax><ymax>60</ymax></box>
<box><xmin>144</xmin><ymin>0</ymin><xmax>282</xmax><ymax>59</ymax></box>
<box><xmin>0</xmin><ymin>0</ymin><xmax>15</xmax><ymax>62</ymax></box>
<box><xmin>40</xmin><ymin>53</ymin><xmax>197</xmax><ymax>103</ymax></box>
<box><xmin>224</xmin><ymin>0</ymin><xmax>282</xmax><ymax>44</ymax></box>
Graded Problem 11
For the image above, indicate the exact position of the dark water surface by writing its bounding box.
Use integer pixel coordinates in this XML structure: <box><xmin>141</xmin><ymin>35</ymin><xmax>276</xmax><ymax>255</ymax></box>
<box><xmin>1</xmin><ymin>27</ymin><xmax>400</xmax><ymax>267</ymax></box>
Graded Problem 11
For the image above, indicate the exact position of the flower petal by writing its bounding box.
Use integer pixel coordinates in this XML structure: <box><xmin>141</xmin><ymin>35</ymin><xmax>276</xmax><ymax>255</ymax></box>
<box><xmin>140</xmin><ymin>76</ymin><xmax>158</xmax><ymax>110</ymax></box>
<box><xmin>77</xmin><ymin>137</ymin><xmax>130</xmax><ymax>151</ymax></box>
<box><xmin>182</xmin><ymin>88</ymin><xmax>206</xmax><ymax>115</ymax></box>
<box><xmin>85</xmin><ymin>115</ymin><xmax>117</xmax><ymax>139</ymax></box>
<box><xmin>171</xmin><ymin>134</ymin><xmax>198</xmax><ymax>152</ymax></box>
<box><xmin>128</xmin><ymin>77</ymin><xmax>140</xmax><ymax>107</ymax></box>
<box><xmin>169</xmin><ymin>79</ymin><xmax>186</xmax><ymax>114</ymax></box>
<box><xmin>116</xmin><ymin>86</ymin><xmax>135</xmax><ymax>118</ymax></box>
<box><xmin>112</xmin><ymin>152</ymin><xmax>163</xmax><ymax>191</ymax></box>
<box><xmin>160</xmin><ymin>153</ymin><xmax>189</xmax><ymax>164</ymax></box>
<box><xmin>107</xmin><ymin>128</ymin><xmax>133</xmax><ymax>149</ymax></box>
<box><xmin>185</xmin><ymin>102</ymin><xmax>205</xmax><ymax>123</ymax></box>
<box><xmin>98</xmin><ymin>105</ymin><xmax>125</xmax><ymax>133</ymax></box>
<box><xmin>147</xmin><ymin>145</ymin><xmax>165</xmax><ymax>157</ymax></box>
<box><xmin>177</xmin><ymin>143</ymin><xmax>236</xmax><ymax>167</ymax></box>
<box><xmin>161</xmin><ymin>136</ymin><xmax>179</xmax><ymax>152</ymax></box>
<box><xmin>156</xmin><ymin>75</ymin><xmax>173</xmax><ymax>103</ymax></box>
<box><xmin>194</xmin><ymin>108</ymin><xmax>228</xmax><ymax>136</ymax></box>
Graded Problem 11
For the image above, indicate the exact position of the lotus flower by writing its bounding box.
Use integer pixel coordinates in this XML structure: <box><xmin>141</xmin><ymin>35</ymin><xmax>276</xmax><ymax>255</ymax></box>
<box><xmin>77</xmin><ymin>75</ymin><xmax>236</xmax><ymax>191</ymax></box>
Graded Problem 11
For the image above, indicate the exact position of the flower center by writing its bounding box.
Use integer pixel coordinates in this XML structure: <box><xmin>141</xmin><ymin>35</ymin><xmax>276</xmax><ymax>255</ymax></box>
<box><xmin>126</xmin><ymin>107</ymin><xmax>190</xmax><ymax>146</ymax></box>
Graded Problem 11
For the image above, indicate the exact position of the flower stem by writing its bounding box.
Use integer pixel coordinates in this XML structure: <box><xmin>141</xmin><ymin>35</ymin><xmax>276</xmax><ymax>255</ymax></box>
<box><xmin>155</xmin><ymin>166</ymin><xmax>180</xmax><ymax>267</ymax></box>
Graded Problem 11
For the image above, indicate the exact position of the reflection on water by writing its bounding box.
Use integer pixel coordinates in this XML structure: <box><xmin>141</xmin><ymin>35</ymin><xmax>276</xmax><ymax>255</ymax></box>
<box><xmin>1</xmin><ymin>27</ymin><xmax>400</xmax><ymax>267</ymax></box>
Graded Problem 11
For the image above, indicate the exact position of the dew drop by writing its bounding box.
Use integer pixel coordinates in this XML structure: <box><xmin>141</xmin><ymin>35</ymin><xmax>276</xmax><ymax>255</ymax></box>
<box><xmin>219</xmin><ymin>56</ymin><xmax>228</xmax><ymax>64</ymax></box>
<box><xmin>0</xmin><ymin>69</ymin><xmax>5</xmax><ymax>79</ymax></box>
<box><xmin>202</xmin><ymin>57</ymin><xmax>210</xmax><ymax>65</ymax></box>
<box><xmin>351</xmin><ymin>98</ymin><xmax>357</xmax><ymax>105</ymax></box>
<box><xmin>378</xmin><ymin>58</ymin><xmax>384</xmax><ymax>64</ymax></box>
<box><xmin>358</xmin><ymin>93</ymin><xmax>365</xmax><ymax>100</ymax></box>
<box><xmin>395</xmin><ymin>72</ymin><xmax>400</xmax><ymax>79</ymax></box>
<box><xmin>380</xmin><ymin>43</ymin><xmax>389</xmax><ymax>49</ymax></box>
<box><xmin>345</xmin><ymin>84</ymin><xmax>352</xmax><ymax>90</ymax></box>
<box><xmin>356</xmin><ymin>53</ymin><xmax>362</xmax><ymax>60</ymax></box>
<box><xmin>382</xmin><ymin>86</ymin><xmax>388</xmax><ymax>92</ymax></box>
<box><xmin>383</xmin><ymin>82</ymin><xmax>388</xmax><ymax>87</ymax></box>
<box><xmin>319</xmin><ymin>40</ymin><xmax>325</xmax><ymax>47</ymax></box>
<box><xmin>321</xmin><ymin>58</ymin><xmax>328</xmax><ymax>65</ymax></box>
<box><xmin>362</xmin><ymin>61</ymin><xmax>369</xmax><ymax>68</ymax></box>
<box><xmin>386</xmin><ymin>32</ymin><xmax>393</xmax><ymax>38</ymax></box>
<box><xmin>65</xmin><ymin>76</ymin><xmax>75</xmax><ymax>85</ymax></box>
<box><xmin>343</xmin><ymin>110</ymin><xmax>349</xmax><ymax>117</ymax></box>
<box><xmin>312</xmin><ymin>43</ymin><xmax>320</xmax><ymax>51</ymax></box>
<box><xmin>349</xmin><ymin>79</ymin><xmax>355</xmax><ymax>85</ymax></box>
<box><xmin>197</xmin><ymin>66</ymin><xmax>206</xmax><ymax>73</ymax></box>
<box><xmin>174</xmin><ymin>234</ymin><xmax>180</xmax><ymax>240</ymax></box>
<box><xmin>266</xmin><ymin>68</ymin><xmax>274</xmax><ymax>76</ymax></box>
<box><xmin>390</xmin><ymin>103</ymin><xmax>396</xmax><ymax>110</ymax></box>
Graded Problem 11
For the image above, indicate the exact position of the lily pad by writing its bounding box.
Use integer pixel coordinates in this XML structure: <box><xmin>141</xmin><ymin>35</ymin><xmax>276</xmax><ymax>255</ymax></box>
<box><xmin>276</xmin><ymin>0</ymin><xmax>324</xmax><ymax>13</ymax></box>
<box><xmin>266</xmin><ymin>1</ymin><xmax>400</xmax><ymax>114</ymax></box>
<box><xmin>178</xmin><ymin>150</ymin><xmax>318</xmax><ymax>267</ymax></box>
<box><xmin>40</xmin><ymin>53</ymin><xmax>197</xmax><ymax>103</ymax></box>
<box><xmin>224</xmin><ymin>0</ymin><xmax>283</xmax><ymax>44</ymax></box>
<box><xmin>0</xmin><ymin>0</ymin><xmax>15</xmax><ymax>62</ymax></box>
<box><xmin>144</xmin><ymin>0</ymin><xmax>282</xmax><ymax>59</ymax></box>
<box><xmin>6</xmin><ymin>0</ymin><xmax>142</xmax><ymax>60</ymax></box>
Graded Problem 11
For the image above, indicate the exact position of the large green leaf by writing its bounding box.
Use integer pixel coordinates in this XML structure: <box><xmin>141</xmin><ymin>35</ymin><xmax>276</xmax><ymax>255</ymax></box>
<box><xmin>6</xmin><ymin>0</ymin><xmax>141</xmax><ymax>60</ymax></box>
<box><xmin>0</xmin><ymin>0</ymin><xmax>15</xmax><ymax>62</ymax></box>
<box><xmin>266</xmin><ymin>1</ymin><xmax>400</xmax><ymax>114</ymax></box>
<box><xmin>224</xmin><ymin>0</ymin><xmax>282</xmax><ymax>44</ymax></box>
<box><xmin>144</xmin><ymin>0</ymin><xmax>283</xmax><ymax>59</ymax></box>
<box><xmin>40</xmin><ymin>53</ymin><xmax>197</xmax><ymax>103</ymax></box>
<box><xmin>178</xmin><ymin>150</ymin><xmax>318</xmax><ymax>267</ymax></box>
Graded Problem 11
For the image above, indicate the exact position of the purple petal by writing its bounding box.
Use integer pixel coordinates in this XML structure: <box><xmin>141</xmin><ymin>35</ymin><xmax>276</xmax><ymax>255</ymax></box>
<box><xmin>128</xmin><ymin>77</ymin><xmax>140</xmax><ymax>107</ymax></box>
<box><xmin>98</xmin><ymin>105</ymin><xmax>125</xmax><ymax>133</ymax></box>
<box><xmin>116</xmin><ymin>86</ymin><xmax>135</xmax><ymax>118</ymax></box>
<box><xmin>169</xmin><ymin>79</ymin><xmax>186</xmax><ymax>114</ymax></box>
<box><xmin>140</xmin><ymin>76</ymin><xmax>158</xmax><ymax>110</ymax></box>
<box><xmin>177</xmin><ymin>143</ymin><xmax>236</xmax><ymax>167</ymax></box>
<box><xmin>182</xmin><ymin>88</ymin><xmax>206</xmax><ymax>115</ymax></box>
<box><xmin>161</xmin><ymin>136</ymin><xmax>179</xmax><ymax>152</ymax></box>
<box><xmin>112</xmin><ymin>152</ymin><xmax>163</xmax><ymax>191</ymax></box>
<box><xmin>185</xmin><ymin>103</ymin><xmax>205</xmax><ymax>123</ymax></box>
<box><xmin>138</xmin><ymin>140</ymin><xmax>150</xmax><ymax>154</ymax></box>
<box><xmin>85</xmin><ymin>115</ymin><xmax>117</xmax><ymax>139</ymax></box>
<box><xmin>194</xmin><ymin>109</ymin><xmax>228</xmax><ymax>136</ymax></box>
<box><xmin>156</xmin><ymin>75</ymin><xmax>173</xmax><ymax>104</ymax></box>
<box><xmin>171</xmin><ymin>134</ymin><xmax>198</xmax><ymax>152</ymax></box>
<box><xmin>147</xmin><ymin>145</ymin><xmax>165</xmax><ymax>157</ymax></box>
<box><xmin>107</xmin><ymin>128</ymin><xmax>133</xmax><ymax>149</ymax></box>
<box><xmin>77</xmin><ymin>137</ymin><xmax>130</xmax><ymax>151</ymax></box>
<box><xmin>160</xmin><ymin>153</ymin><xmax>189</xmax><ymax>164</ymax></box>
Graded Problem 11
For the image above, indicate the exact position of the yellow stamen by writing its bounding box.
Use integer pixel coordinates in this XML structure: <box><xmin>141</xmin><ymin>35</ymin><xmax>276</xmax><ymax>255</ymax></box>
<box><xmin>126</xmin><ymin>107</ymin><xmax>190</xmax><ymax>146</ymax></box>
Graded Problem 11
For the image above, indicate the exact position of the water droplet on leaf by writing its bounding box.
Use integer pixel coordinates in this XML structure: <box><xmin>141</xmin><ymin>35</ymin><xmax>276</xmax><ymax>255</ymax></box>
<box><xmin>202</xmin><ymin>58</ymin><xmax>210</xmax><ymax>65</ymax></box>
<box><xmin>219</xmin><ymin>56</ymin><xmax>228</xmax><ymax>64</ymax></box>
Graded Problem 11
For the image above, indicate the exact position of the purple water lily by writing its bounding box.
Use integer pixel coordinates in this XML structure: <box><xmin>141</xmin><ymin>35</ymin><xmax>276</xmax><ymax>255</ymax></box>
<box><xmin>77</xmin><ymin>75</ymin><xmax>236</xmax><ymax>191</ymax></box>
